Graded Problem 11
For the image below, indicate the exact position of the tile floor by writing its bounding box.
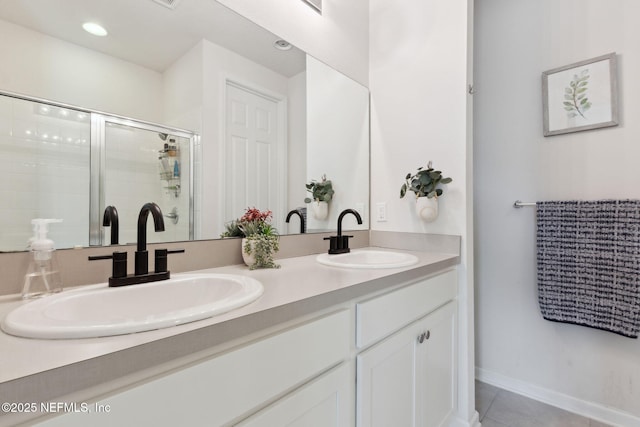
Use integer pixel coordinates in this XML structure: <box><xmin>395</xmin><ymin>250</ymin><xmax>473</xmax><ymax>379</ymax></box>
<box><xmin>475</xmin><ymin>381</ymin><xmax>613</xmax><ymax>427</ymax></box>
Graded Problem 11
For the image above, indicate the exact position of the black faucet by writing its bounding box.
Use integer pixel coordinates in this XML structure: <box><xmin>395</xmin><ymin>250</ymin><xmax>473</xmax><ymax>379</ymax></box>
<box><xmin>89</xmin><ymin>202</ymin><xmax>184</xmax><ymax>287</ymax></box>
<box><xmin>135</xmin><ymin>202</ymin><xmax>165</xmax><ymax>275</ymax></box>
<box><xmin>286</xmin><ymin>209</ymin><xmax>306</xmax><ymax>234</ymax></box>
<box><xmin>324</xmin><ymin>209</ymin><xmax>363</xmax><ymax>254</ymax></box>
<box><xmin>103</xmin><ymin>205</ymin><xmax>119</xmax><ymax>245</ymax></box>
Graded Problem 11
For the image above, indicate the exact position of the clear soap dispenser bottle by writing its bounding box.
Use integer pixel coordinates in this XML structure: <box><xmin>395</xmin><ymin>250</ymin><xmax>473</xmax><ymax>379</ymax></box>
<box><xmin>22</xmin><ymin>219</ymin><xmax>63</xmax><ymax>299</ymax></box>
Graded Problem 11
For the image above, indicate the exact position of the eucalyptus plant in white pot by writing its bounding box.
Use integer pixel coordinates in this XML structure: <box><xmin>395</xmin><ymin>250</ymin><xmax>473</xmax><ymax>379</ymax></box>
<box><xmin>304</xmin><ymin>174</ymin><xmax>335</xmax><ymax>220</ymax></box>
<box><xmin>400</xmin><ymin>161</ymin><xmax>452</xmax><ymax>222</ymax></box>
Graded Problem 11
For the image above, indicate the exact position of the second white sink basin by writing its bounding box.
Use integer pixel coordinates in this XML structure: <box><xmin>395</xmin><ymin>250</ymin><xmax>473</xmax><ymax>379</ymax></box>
<box><xmin>1</xmin><ymin>273</ymin><xmax>263</xmax><ymax>339</ymax></box>
<box><xmin>316</xmin><ymin>249</ymin><xmax>419</xmax><ymax>269</ymax></box>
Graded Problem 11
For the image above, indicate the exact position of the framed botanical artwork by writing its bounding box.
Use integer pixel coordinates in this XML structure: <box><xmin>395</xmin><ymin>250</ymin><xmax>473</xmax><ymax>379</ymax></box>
<box><xmin>542</xmin><ymin>52</ymin><xmax>619</xmax><ymax>136</ymax></box>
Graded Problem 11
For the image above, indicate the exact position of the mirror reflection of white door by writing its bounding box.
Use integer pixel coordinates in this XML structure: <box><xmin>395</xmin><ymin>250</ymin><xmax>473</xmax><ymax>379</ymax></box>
<box><xmin>224</xmin><ymin>82</ymin><xmax>286</xmax><ymax>232</ymax></box>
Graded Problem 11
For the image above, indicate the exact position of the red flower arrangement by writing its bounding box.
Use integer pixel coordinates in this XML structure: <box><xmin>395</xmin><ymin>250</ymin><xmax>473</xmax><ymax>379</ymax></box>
<box><xmin>221</xmin><ymin>207</ymin><xmax>277</xmax><ymax>238</ymax></box>
<box><xmin>239</xmin><ymin>207</ymin><xmax>272</xmax><ymax>224</ymax></box>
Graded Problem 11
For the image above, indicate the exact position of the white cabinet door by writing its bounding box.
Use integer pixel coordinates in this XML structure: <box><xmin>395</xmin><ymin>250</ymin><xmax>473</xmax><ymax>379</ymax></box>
<box><xmin>357</xmin><ymin>302</ymin><xmax>456</xmax><ymax>427</ymax></box>
<box><xmin>416</xmin><ymin>302</ymin><xmax>456</xmax><ymax>427</ymax></box>
<box><xmin>237</xmin><ymin>362</ymin><xmax>353</xmax><ymax>427</ymax></box>
<box><xmin>357</xmin><ymin>317</ymin><xmax>418</xmax><ymax>427</ymax></box>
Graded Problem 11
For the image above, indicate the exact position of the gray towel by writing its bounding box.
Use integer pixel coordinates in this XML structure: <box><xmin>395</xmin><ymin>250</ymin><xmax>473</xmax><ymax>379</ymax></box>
<box><xmin>537</xmin><ymin>200</ymin><xmax>640</xmax><ymax>338</ymax></box>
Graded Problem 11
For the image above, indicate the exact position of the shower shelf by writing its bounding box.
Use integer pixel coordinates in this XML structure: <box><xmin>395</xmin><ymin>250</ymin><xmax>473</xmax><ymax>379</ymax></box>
<box><xmin>158</xmin><ymin>147</ymin><xmax>181</xmax><ymax>197</ymax></box>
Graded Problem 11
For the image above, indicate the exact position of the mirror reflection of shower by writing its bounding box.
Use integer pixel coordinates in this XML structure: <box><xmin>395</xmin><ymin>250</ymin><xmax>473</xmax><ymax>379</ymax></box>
<box><xmin>0</xmin><ymin>91</ymin><xmax>198</xmax><ymax>250</ymax></box>
<box><xmin>102</xmin><ymin>119</ymin><xmax>195</xmax><ymax>246</ymax></box>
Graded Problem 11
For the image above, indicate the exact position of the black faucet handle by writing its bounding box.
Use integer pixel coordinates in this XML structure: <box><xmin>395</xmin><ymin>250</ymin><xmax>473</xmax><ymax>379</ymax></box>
<box><xmin>88</xmin><ymin>255</ymin><xmax>113</xmax><ymax>261</ymax></box>
<box><xmin>88</xmin><ymin>251</ymin><xmax>127</xmax><ymax>279</ymax></box>
<box><xmin>323</xmin><ymin>236</ymin><xmax>338</xmax><ymax>253</ymax></box>
<box><xmin>339</xmin><ymin>235</ymin><xmax>354</xmax><ymax>252</ymax></box>
<box><xmin>154</xmin><ymin>248</ymin><xmax>185</xmax><ymax>273</ymax></box>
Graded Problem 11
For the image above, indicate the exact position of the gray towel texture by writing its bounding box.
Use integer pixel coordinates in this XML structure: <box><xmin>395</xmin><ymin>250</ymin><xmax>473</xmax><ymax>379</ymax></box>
<box><xmin>537</xmin><ymin>200</ymin><xmax>640</xmax><ymax>338</ymax></box>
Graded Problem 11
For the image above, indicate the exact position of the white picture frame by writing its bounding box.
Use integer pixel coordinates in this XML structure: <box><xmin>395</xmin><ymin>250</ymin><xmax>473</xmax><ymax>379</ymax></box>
<box><xmin>542</xmin><ymin>53</ymin><xmax>618</xmax><ymax>136</ymax></box>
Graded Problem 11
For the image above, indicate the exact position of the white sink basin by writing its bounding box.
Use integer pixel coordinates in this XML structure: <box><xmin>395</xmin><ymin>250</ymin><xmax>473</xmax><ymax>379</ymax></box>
<box><xmin>316</xmin><ymin>250</ymin><xmax>419</xmax><ymax>269</ymax></box>
<box><xmin>1</xmin><ymin>273</ymin><xmax>263</xmax><ymax>339</ymax></box>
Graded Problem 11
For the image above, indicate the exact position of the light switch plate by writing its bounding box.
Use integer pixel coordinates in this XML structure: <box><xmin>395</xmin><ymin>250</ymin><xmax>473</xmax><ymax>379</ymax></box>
<box><xmin>376</xmin><ymin>203</ymin><xmax>387</xmax><ymax>222</ymax></box>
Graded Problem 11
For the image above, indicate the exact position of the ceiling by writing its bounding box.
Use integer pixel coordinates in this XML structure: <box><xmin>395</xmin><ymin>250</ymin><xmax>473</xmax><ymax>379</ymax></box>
<box><xmin>0</xmin><ymin>0</ymin><xmax>305</xmax><ymax>76</ymax></box>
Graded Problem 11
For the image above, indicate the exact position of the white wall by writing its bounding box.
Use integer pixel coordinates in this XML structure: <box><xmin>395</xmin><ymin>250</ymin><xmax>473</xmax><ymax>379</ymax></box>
<box><xmin>0</xmin><ymin>19</ymin><xmax>163</xmax><ymax>123</ymax></box>
<box><xmin>215</xmin><ymin>0</ymin><xmax>369</xmax><ymax>87</ymax></box>
<box><xmin>369</xmin><ymin>0</ymin><xmax>475</xmax><ymax>424</ymax></box>
<box><xmin>475</xmin><ymin>0</ymin><xmax>640</xmax><ymax>424</ymax></box>
<box><xmin>163</xmin><ymin>42</ymin><xmax>204</xmax><ymax>133</ymax></box>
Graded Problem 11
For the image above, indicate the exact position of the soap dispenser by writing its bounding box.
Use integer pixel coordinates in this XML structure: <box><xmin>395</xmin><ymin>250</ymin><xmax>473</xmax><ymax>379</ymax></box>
<box><xmin>22</xmin><ymin>219</ymin><xmax>63</xmax><ymax>299</ymax></box>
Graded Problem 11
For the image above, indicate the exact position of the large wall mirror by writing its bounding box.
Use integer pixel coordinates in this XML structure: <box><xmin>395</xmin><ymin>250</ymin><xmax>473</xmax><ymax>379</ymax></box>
<box><xmin>0</xmin><ymin>0</ymin><xmax>369</xmax><ymax>252</ymax></box>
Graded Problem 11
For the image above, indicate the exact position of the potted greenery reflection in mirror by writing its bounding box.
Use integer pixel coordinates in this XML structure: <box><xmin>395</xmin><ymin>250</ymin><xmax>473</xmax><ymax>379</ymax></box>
<box><xmin>304</xmin><ymin>174</ymin><xmax>335</xmax><ymax>220</ymax></box>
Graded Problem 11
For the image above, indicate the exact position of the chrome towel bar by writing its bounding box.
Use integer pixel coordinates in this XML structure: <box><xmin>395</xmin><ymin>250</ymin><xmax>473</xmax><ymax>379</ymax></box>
<box><xmin>513</xmin><ymin>200</ymin><xmax>537</xmax><ymax>208</ymax></box>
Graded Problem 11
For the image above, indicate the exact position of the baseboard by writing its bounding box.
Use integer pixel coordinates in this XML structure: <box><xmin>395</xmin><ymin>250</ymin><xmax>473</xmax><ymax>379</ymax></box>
<box><xmin>476</xmin><ymin>367</ymin><xmax>640</xmax><ymax>427</ymax></box>
<box><xmin>449</xmin><ymin>411</ymin><xmax>481</xmax><ymax>427</ymax></box>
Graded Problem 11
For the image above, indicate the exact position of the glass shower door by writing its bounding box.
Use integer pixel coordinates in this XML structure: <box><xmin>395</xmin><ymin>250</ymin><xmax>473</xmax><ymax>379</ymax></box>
<box><xmin>99</xmin><ymin>117</ymin><xmax>193</xmax><ymax>246</ymax></box>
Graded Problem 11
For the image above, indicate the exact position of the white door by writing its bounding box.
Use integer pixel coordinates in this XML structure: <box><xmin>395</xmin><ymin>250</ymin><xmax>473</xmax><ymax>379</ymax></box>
<box><xmin>224</xmin><ymin>82</ymin><xmax>285</xmax><ymax>231</ymax></box>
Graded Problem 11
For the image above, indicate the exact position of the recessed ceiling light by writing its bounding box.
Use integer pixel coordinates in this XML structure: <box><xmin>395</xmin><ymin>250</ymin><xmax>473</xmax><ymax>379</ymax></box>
<box><xmin>274</xmin><ymin>40</ymin><xmax>292</xmax><ymax>51</ymax></box>
<box><xmin>82</xmin><ymin>22</ymin><xmax>108</xmax><ymax>37</ymax></box>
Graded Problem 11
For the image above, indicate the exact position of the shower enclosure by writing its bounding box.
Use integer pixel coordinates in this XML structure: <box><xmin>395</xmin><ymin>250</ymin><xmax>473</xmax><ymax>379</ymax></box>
<box><xmin>0</xmin><ymin>91</ymin><xmax>198</xmax><ymax>251</ymax></box>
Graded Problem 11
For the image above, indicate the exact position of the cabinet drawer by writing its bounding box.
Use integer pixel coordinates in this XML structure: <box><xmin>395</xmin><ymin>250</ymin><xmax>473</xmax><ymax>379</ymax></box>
<box><xmin>38</xmin><ymin>310</ymin><xmax>350</xmax><ymax>427</ymax></box>
<box><xmin>237</xmin><ymin>362</ymin><xmax>353</xmax><ymax>427</ymax></box>
<box><xmin>356</xmin><ymin>269</ymin><xmax>456</xmax><ymax>348</ymax></box>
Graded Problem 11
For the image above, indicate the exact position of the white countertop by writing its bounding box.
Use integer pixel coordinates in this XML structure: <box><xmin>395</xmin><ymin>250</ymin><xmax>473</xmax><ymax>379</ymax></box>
<box><xmin>0</xmin><ymin>247</ymin><xmax>458</xmax><ymax>411</ymax></box>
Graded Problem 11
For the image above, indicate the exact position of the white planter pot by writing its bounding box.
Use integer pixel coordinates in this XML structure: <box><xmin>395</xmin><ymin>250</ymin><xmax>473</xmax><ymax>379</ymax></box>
<box><xmin>241</xmin><ymin>238</ymin><xmax>256</xmax><ymax>266</ymax></box>
<box><xmin>415</xmin><ymin>197</ymin><xmax>438</xmax><ymax>222</ymax></box>
<box><xmin>310</xmin><ymin>201</ymin><xmax>329</xmax><ymax>220</ymax></box>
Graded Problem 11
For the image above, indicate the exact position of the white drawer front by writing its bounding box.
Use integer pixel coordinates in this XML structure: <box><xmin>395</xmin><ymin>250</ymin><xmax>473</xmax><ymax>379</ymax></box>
<box><xmin>356</xmin><ymin>269</ymin><xmax>456</xmax><ymax>348</ymax></box>
<box><xmin>38</xmin><ymin>310</ymin><xmax>350</xmax><ymax>427</ymax></box>
<box><xmin>237</xmin><ymin>362</ymin><xmax>353</xmax><ymax>427</ymax></box>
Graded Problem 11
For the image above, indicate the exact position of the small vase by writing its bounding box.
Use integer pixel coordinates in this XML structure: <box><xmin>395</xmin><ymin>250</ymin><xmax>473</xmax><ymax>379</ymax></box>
<box><xmin>415</xmin><ymin>196</ymin><xmax>438</xmax><ymax>222</ymax></box>
<box><xmin>241</xmin><ymin>238</ymin><xmax>256</xmax><ymax>266</ymax></box>
<box><xmin>310</xmin><ymin>201</ymin><xmax>329</xmax><ymax>220</ymax></box>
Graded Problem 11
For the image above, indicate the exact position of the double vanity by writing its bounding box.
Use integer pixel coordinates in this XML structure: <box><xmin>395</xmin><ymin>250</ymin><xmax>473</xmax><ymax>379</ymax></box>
<box><xmin>0</xmin><ymin>233</ymin><xmax>460</xmax><ymax>426</ymax></box>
